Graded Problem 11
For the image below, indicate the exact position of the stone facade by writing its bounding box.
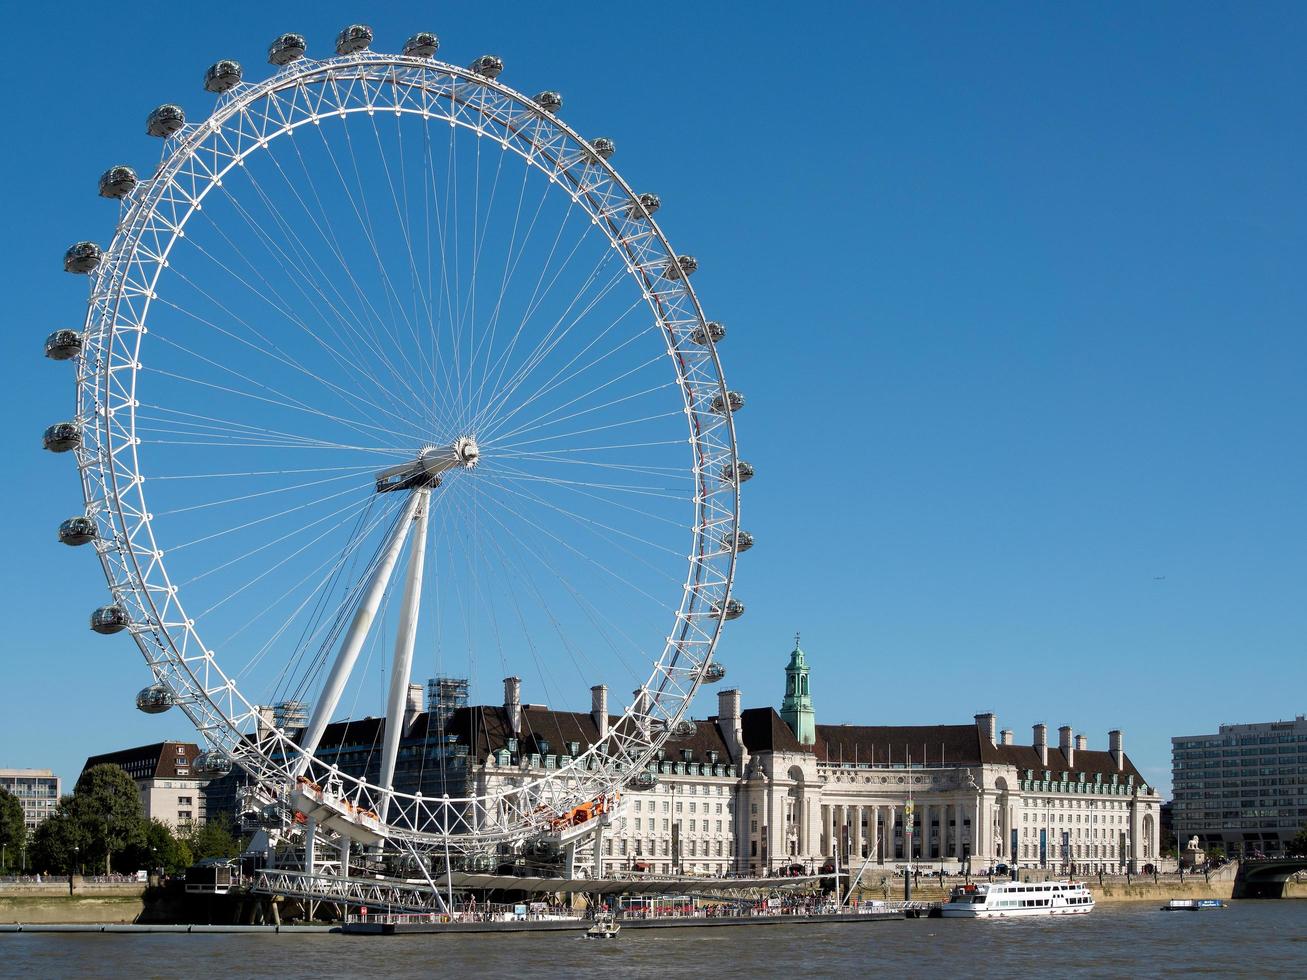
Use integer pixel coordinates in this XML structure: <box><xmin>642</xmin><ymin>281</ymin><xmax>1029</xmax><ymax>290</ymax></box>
<box><xmin>294</xmin><ymin>645</ymin><xmax>1161</xmax><ymax>876</ymax></box>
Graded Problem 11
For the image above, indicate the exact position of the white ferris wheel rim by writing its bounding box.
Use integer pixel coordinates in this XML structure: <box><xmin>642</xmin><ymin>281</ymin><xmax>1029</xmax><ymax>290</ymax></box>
<box><xmin>68</xmin><ymin>42</ymin><xmax>741</xmax><ymax>848</ymax></box>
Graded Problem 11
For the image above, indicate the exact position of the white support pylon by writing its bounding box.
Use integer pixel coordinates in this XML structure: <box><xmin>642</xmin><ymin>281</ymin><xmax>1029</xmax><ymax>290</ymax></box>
<box><xmin>294</xmin><ymin>490</ymin><xmax>423</xmax><ymax>774</ymax></box>
<box><xmin>378</xmin><ymin>488</ymin><xmax>431</xmax><ymax>823</ymax></box>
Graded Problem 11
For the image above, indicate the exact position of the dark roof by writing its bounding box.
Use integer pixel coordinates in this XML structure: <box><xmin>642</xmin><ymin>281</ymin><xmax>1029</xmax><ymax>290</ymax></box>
<box><xmin>815</xmin><ymin>724</ymin><xmax>982</xmax><ymax>766</ymax></box>
<box><xmin>741</xmin><ymin>707</ymin><xmax>804</xmax><ymax>753</ymax></box>
<box><xmin>83</xmin><ymin>741</ymin><xmax>200</xmax><ymax>781</ymax></box>
<box><xmin>980</xmin><ymin>743</ymin><xmax>1145</xmax><ymax>782</ymax></box>
<box><xmin>304</xmin><ymin>704</ymin><xmax>735</xmax><ymax>765</ymax></box>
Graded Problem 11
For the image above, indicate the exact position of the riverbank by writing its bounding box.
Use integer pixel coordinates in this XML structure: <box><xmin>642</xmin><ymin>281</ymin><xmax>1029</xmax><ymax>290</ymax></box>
<box><xmin>849</xmin><ymin>879</ymin><xmax>1307</xmax><ymax>905</ymax></box>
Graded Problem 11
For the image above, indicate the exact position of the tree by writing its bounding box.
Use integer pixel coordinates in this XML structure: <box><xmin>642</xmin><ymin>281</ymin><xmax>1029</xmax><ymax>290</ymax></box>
<box><xmin>1287</xmin><ymin>824</ymin><xmax>1307</xmax><ymax>857</ymax></box>
<box><xmin>29</xmin><ymin>797</ymin><xmax>84</xmax><ymax>874</ymax></box>
<box><xmin>72</xmin><ymin>765</ymin><xmax>145</xmax><ymax>875</ymax></box>
<box><xmin>0</xmin><ymin>787</ymin><xmax>24</xmax><ymax>871</ymax></box>
<box><xmin>120</xmin><ymin>819</ymin><xmax>192</xmax><ymax>875</ymax></box>
<box><xmin>186</xmin><ymin>816</ymin><xmax>239</xmax><ymax>862</ymax></box>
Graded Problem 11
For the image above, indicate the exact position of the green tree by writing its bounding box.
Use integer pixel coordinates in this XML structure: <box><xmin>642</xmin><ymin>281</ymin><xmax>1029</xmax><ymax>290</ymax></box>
<box><xmin>120</xmin><ymin>818</ymin><xmax>193</xmax><ymax>874</ymax></box>
<box><xmin>186</xmin><ymin>816</ymin><xmax>239</xmax><ymax>862</ymax></box>
<box><xmin>0</xmin><ymin>787</ymin><xmax>25</xmax><ymax>871</ymax></box>
<box><xmin>72</xmin><ymin>765</ymin><xmax>145</xmax><ymax>875</ymax></box>
<box><xmin>29</xmin><ymin>797</ymin><xmax>84</xmax><ymax>874</ymax></box>
<box><xmin>1287</xmin><ymin>824</ymin><xmax>1307</xmax><ymax>857</ymax></box>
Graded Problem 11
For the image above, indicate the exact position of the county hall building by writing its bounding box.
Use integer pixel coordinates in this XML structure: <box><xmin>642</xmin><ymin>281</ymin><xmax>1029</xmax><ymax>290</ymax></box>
<box><xmin>299</xmin><ymin>640</ymin><xmax>1162</xmax><ymax>876</ymax></box>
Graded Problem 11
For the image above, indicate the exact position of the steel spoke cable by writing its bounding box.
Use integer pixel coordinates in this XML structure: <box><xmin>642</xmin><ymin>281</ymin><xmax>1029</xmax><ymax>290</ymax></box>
<box><xmin>152</xmin><ymin>276</ymin><xmax>428</xmax><ymax>442</ymax></box>
<box><xmin>480</xmin><ymin>324</ymin><xmax>660</xmax><ymax>446</ymax></box>
<box><xmin>204</xmin><ymin>123</ymin><xmax>430</xmax><ymax>426</ymax></box>
<box><xmin>469</xmin><ymin>265</ymin><xmax>639</xmax><ymax>439</ymax></box>
<box><xmin>473</xmin><ymin>468</ymin><xmax>688</xmax><ymax>572</ymax></box>
<box><xmin>484</xmin><ymin>364</ymin><xmax>677</xmax><ymax>448</ymax></box>
<box><xmin>488</xmin><ymin>408</ymin><xmax>685</xmax><ymax>452</ymax></box>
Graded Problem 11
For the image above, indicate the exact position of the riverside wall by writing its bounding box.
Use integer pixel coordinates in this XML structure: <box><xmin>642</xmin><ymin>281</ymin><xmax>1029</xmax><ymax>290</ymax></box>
<box><xmin>849</xmin><ymin>876</ymin><xmax>1307</xmax><ymax>904</ymax></box>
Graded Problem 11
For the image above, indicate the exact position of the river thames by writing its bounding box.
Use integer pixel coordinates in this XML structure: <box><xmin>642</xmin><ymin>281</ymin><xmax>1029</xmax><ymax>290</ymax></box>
<box><xmin>3</xmin><ymin>902</ymin><xmax>1304</xmax><ymax>978</ymax></box>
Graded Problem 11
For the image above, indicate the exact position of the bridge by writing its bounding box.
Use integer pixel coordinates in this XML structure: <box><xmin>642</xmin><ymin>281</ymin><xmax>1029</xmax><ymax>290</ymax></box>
<box><xmin>1232</xmin><ymin>858</ymin><xmax>1307</xmax><ymax>899</ymax></box>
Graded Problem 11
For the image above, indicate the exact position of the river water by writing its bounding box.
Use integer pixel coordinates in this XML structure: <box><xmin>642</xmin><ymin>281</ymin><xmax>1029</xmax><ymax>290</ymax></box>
<box><xmin>2</xmin><ymin>902</ymin><xmax>1304</xmax><ymax>978</ymax></box>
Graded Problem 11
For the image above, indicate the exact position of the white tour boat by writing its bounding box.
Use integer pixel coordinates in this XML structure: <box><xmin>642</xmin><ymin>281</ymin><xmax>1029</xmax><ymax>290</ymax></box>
<box><xmin>941</xmin><ymin>880</ymin><xmax>1095</xmax><ymax>918</ymax></box>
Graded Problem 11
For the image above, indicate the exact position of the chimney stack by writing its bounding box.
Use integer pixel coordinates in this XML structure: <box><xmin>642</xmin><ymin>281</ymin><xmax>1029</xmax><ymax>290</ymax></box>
<box><xmin>632</xmin><ymin>687</ymin><xmax>652</xmax><ymax>737</ymax></box>
<box><xmin>1000</xmin><ymin>729</ymin><xmax>1013</xmax><ymax>746</ymax></box>
<box><xmin>1033</xmin><ymin>723</ymin><xmax>1048</xmax><ymax>766</ymax></box>
<box><xmin>504</xmin><ymin>676</ymin><xmax>522</xmax><ymax>734</ymax></box>
<box><xmin>1059</xmin><ymin>725</ymin><xmax>1074</xmax><ymax>767</ymax></box>
<box><xmin>1075</xmin><ymin>733</ymin><xmax>1088</xmax><ymax>752</ymax></box>
<box><xmin>975</xmin><ymin>712</ymin><xmax>997</xmax><ymax>747</ymax></box>
<box><xmin>717</xmin><ymin>688</ymin><xmax>747</xmax><ymax>767</ymax></box>
<box><xmin>256</xmin><ymin>705</ymin><xmax>276</xmax><ymax>744</ymax></box>
<box><xmin>591</xmin><ymin>684</ymin><xmax>609</xmax><ymax>742</ymax></box>
<box><xmin>405</xmin><ymin>682</ymin><xmax>424</xmax><ymax>730</ymax></box>
<box><xmin>1109</xmin><ymin>730</ymin><xmax>1124</xmax><ymax>770</ymax></box>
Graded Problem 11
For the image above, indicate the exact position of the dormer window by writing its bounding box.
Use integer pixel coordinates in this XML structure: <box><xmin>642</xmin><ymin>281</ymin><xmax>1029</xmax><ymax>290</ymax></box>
<box><xmin>681</xmin><ymin>748</ymin><xmax>693</xmax><ymax>762</ymax></box>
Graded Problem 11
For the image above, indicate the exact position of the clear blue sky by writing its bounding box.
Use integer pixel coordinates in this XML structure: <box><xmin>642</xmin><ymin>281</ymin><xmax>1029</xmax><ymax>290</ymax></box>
<box><xmin>4</xmin><ymin>2</ymin><xmax>1305</xmax><ymax>799</ymax></box>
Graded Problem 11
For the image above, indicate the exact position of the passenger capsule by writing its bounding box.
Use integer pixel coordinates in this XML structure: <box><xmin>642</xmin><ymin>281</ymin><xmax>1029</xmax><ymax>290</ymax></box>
<box><xmin>664</xmin><ymin>254</ymin><xmax>697</xmax><ymax>281</ymax></box>
<box><xmin>90</xmin><ymin>604</ymin><xmax>129</xmax><ymax>635</ymax></box>
<box><xmin>629</xmin><ymin>193</ymin><xmax>660</xmax><ymax>219</ymax></box>
<box><xmin>533</xmin><ymin>91</ymin><xmax>563</xmax><ymax>114</ymax></box>
<box><xmin>335</xmin><ymin>24</ymin><xmax>373</xmax><ymax>55</ymax></box>
<box><xmin>713</xmin><ymin>598</ymin><xmax>745</xmax><ymax>621</ymax></box>
<box><xmin>194</xmin><ymin>751</ymin><xmax>233</xmax><ymax>777</ymax></box>
<box><xmin>204</xmin><ymin>60</ymin><xmax>243</xmax><ymax>93</ymax></box>
<box><xmin>671</xmin><ymin>719</ymin><xmax>697</xmax><ymax>739</ymax></box>
<box><xmin>720</xmin><ymin>459</ymin><xmax>754</xmax><ymax>485</ymax></box>
<box><xmin>44</xmin><ymin>329</ymin><xmax>83</xmax><ymax>361</ymax></box>
<box><xmin>98</xmin><ymin>165</ymin><xmax>138</xmax><ymax>200</ymax></box>
<box><xmin>710</xmin><ymin>390</ymin><xmax>744</xmax><ymax>415</ymax></box>
<box><xmin>403</xmin><ymin>32</ymin><xmax>440</xmax><ymax>58</ymax></box>
<box><xmin>135</xmin><ymin>684</ymin><xmax>174</xmax><ymax>714</ymax></box>
<box><xmin>146</xmin><ymin>104</ymin><xmax>186</xmax><ymax>138</ymax></box>
<box><xmin>588</xmin><ymin>137</ymin><xmax>616</xmax><ymax>161</ymax></box>
<box><xmin>723</xmin><ymin>529</ymin><xmax>754</xmax><ymax>553</ymax></box>
<box><xmin>43</xmin><ymin>422</ymin><xmax>81</xmax><ymax>452</ymax></box>
<box><xmin>268</xmin><ymin>32</ymin><xmax>307</xmax><ymax>66</ymax></box>
<box><xmin>689</xmin><ymin>320</ymin><xmax>725</xmax><ymax>345</ymax></box>
<box><xmin>58</xmin><ymin>516</ymin><xmax>97</xmax><ymax>547</ymax></box>
<box><xmin>470</xmin><ymin>54</ymin><xmax>504</xmax><ymax>79</ymax></box>
<box><xmin>63</xmin><ymin>241</ymin><xmax>102</xmax><ymax>274</ymax></box>
<box><xmin>633</xmin><ymin>771</ymin><xmax>659</xmax><ymax>789</ymax></box>
<box><xmin>702</xmin><ymin>662</ymin><xmax>727</xmax><ymax>683</ymax></box>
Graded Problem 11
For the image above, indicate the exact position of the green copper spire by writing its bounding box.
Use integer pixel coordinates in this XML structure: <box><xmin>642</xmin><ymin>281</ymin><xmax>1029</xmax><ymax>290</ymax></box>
<box><xmin>780</xmin><ymin>632</ymin><xmax>815</xmax><ymax>745</ymax></box>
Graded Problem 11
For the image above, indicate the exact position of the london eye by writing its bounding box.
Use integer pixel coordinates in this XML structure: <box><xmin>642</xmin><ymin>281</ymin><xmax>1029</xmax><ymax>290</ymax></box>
<box><xmin>44</xmin><ymin>25</ymin><xmax>748</xmax><ymax>877</ymax></box>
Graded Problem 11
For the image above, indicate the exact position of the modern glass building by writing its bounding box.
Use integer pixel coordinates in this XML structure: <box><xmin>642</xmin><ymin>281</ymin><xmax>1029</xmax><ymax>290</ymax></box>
<box><xmin>1171</xmin><ymin>715</ymin><xmax>1307</xmax><ymax>857</ymax></box>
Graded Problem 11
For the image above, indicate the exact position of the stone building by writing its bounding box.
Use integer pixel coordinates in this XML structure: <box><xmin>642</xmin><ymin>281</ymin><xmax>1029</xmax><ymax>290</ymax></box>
<box><xmin>298</xmin><ymin>641</ymin><xmax>1161</xmax><ymax>876</ymax></box>
<box><xmin>82</xmin><ymin>741</ymin><xmax>210</xmax><ymax>830</ymax></box>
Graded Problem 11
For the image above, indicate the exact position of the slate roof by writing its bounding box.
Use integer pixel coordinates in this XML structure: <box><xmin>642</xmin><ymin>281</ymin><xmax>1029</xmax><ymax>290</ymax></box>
<box><xmin>741</xmin><ymin>707</ymin><xmax>804</xmax><ymax>753</ymax></box>
<box><xmin>303</xmin><ymin>703</ymin><xmax>736</xmax><ymax>764</ymax></box>
<box><xmin>83</xmin><ymin>741</ymin><xmax>201</xmax><ymax>781</ymax></box>
<box><xmin>980</xmin><ymin>743</ymin><xmax>1145</xmax><ymax>782</ymax></box>
<box><xmin>815</xmin><ymin>724</ymin><xmax>983</xmax><ymax>767</ymax></box>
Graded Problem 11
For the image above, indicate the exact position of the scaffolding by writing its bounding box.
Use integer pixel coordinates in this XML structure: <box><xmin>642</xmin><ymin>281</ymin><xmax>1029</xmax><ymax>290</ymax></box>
<box><xmin>275</xmin><ymin>700</ymin><xmax>309</xmax><ymax>731</ymax></box>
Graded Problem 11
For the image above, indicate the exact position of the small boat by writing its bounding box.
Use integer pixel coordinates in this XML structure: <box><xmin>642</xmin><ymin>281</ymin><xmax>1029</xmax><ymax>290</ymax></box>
<box><xmin>586</xmin><ymin>913</ymin><xmax>621</xmax><ymax>939</ymax></box>
<box><xmin>1161</xmin><ymin>898</ymin><xmax>1226</xmax><ymax>911</ymax></box>
<box><xmin>940</xmin><ymin>880</ymin><xmax>1095</xmax><ymax>918</ymax></box>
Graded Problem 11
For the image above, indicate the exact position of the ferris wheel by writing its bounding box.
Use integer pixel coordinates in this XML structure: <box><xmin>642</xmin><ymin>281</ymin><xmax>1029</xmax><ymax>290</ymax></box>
<box><xmin>44</xmin><ymin>25</ymin><xmax>750</xmax><ymax>862</ymax></box>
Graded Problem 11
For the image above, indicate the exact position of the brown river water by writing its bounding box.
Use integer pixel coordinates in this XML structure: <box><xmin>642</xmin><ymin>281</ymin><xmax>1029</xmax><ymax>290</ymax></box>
<box><xmin>2</xmin><ymin>902</ymin><xmax>1304</xmax><ymax>978</ymax></box>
